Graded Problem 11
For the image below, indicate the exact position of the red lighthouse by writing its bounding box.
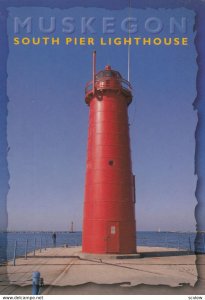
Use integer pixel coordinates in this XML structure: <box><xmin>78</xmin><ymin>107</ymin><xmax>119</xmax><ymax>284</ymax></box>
<box><xmin>82</xmin><ymin>52</ymin><xmax>136</xmax><ymax>254</ymax></box>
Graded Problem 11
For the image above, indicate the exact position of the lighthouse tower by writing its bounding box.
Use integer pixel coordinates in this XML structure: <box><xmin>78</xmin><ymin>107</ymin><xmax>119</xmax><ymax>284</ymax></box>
<box><xmin>82</xmin><ymin>52</ymin><xmax>136</xmax><ymax>254</ymax></box>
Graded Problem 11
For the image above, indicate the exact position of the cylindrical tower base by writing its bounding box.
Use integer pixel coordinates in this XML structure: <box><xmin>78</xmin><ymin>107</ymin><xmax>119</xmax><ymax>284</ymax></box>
<box><xmin>83</xmin><ymin>89</ymin><xmax>136</xmax><ymax>254</ymax></box>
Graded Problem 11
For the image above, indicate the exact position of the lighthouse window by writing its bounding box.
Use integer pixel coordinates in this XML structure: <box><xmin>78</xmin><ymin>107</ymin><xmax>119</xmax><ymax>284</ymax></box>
<box><xmin>96</xmin><ymin>70</ymin><xmax>122</xmax><ymax>80</ymax></box>
<box><xmin>108</xmin><ymin>160</ymin><xmax>114</xmax><ymax>166</ymax></box>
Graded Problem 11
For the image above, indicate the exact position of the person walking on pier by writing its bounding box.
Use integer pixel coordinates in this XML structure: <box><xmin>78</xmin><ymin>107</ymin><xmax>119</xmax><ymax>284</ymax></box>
<box><xmin>52</xmin><ymin>232</ymin><xmax>56</xmax><ymax>247</ymax></box>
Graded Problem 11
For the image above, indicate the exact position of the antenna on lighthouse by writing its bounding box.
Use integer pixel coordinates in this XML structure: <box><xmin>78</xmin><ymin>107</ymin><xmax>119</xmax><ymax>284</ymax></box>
<box><xmin>127</xmin><ymin>0</ymin><xmax>131</xmax><ymax>82</ymax></box>
<box><xmin>92</xmin><ymin>50</ymin><xmax>96</xmax><ymax>95</ymax></box>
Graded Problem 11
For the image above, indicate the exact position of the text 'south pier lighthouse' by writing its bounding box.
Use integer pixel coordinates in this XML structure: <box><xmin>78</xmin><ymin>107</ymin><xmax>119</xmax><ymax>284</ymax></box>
<box><xmin>82</xmin><ymin>51</ymin><xmax>136</xmax><ymax>254</ymax></box>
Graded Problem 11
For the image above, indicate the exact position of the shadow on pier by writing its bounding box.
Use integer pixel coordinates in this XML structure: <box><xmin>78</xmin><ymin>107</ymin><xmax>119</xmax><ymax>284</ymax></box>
<box><xmin>140</xmin><ymin>250</ymin><xmax>195</xmax><ymax>258</ymax></box>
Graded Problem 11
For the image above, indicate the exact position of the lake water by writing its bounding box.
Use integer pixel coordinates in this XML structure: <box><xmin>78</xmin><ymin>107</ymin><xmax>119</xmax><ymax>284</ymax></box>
<box><xmin>0</xmin><ymin>231</ymin><xmax>204</xmax><ymax>265</ymax></box>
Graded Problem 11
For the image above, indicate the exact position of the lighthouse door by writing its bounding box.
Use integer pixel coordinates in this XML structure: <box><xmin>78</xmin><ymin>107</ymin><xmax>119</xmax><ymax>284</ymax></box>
<box><xmin>106</xmin><ymin>222</ymin><xmax>120</xmax><ymax>253</ymax></box>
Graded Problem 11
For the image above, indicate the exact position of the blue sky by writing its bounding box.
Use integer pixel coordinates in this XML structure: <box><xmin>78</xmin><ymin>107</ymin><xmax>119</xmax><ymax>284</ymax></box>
<box><xmin>6</xmin><ymin>7</ymin><xmax>197</xmax><ymax>231</ymax></box>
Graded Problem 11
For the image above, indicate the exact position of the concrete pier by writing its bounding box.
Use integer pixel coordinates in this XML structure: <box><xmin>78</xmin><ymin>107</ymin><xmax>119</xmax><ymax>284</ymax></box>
<box><xmin>0</xmin><ymin>246</ymin><xmax>199</xmax><ymax>295</ymax></box>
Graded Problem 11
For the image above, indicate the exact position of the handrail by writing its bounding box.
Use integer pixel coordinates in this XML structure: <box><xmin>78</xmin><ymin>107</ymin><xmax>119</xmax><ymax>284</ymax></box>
<box><xmin>1</xmin><ymin>231</ymin><xmax>204</xmax><ymax>267</ymax></box>
<box><xmin>85</xmin><ymin>77</ymin><xmax>132</xmax><ymax>94</ymax></box>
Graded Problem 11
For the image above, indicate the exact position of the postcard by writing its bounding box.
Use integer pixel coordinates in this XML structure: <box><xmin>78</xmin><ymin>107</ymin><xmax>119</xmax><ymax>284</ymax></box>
<box><xmin>0</xmin><ymin>0</ymin><xmax>204</xmax><ymax>298</ymax></box>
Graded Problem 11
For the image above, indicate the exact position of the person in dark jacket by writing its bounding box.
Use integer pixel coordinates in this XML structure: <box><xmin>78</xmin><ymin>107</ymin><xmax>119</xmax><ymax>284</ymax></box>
<box><xmin>52</xmin><ymin>232</ymin><xmax>56</xmax><ymax>247</ymax></box>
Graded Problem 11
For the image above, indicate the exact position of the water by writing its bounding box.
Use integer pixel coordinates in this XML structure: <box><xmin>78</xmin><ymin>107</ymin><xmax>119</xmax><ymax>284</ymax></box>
<box><xmin>0</xmin><ymin>231</ymin><xmax>204</xmax><ymax>265</ymax></box>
